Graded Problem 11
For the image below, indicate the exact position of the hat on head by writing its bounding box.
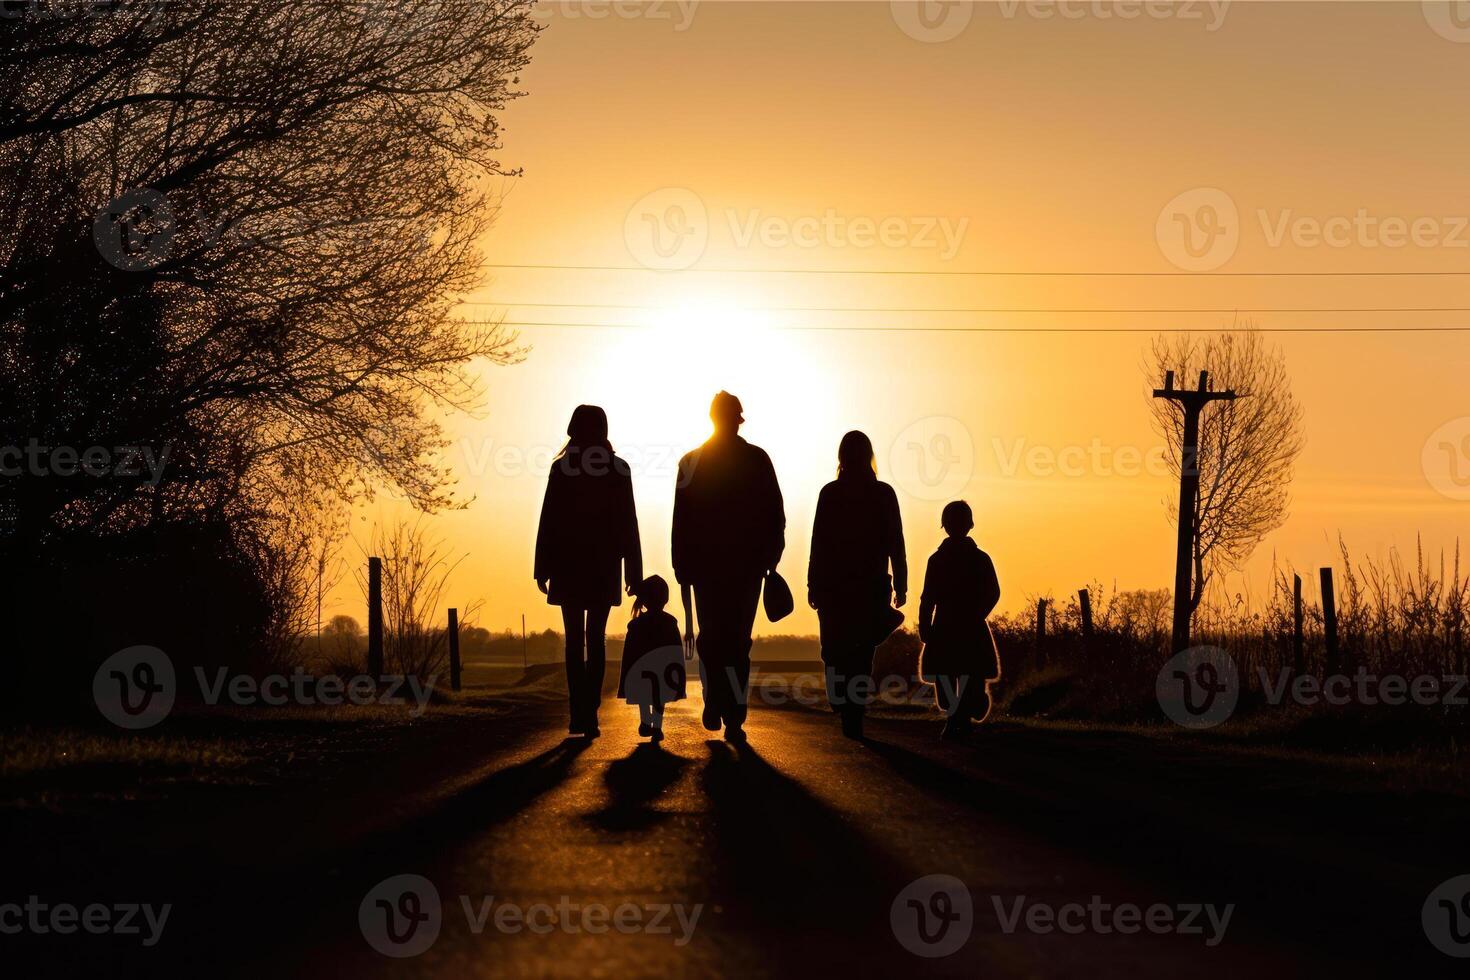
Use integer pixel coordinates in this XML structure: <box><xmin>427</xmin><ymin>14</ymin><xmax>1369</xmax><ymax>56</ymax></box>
<box><xmin>710</xmin><ymin>390</ymin><xmax>744</xmax><ymax>424</ymax></box>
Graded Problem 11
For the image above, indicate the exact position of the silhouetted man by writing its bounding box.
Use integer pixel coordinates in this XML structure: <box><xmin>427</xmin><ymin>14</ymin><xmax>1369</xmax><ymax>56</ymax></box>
<box><xmin>673</xmin><ymin>391</ymin><xmax>785</xmax><ymax>742</ymax></box>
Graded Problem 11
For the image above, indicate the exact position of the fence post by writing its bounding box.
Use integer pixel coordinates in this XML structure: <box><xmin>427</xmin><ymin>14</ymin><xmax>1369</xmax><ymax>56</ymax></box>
<box><xmin>1292</xmin><ymin>573</ymin><xmax>1304</xmax><ymax>675</ymax></box>
<box><xmin>1078</xmin><ymin>588</ymin><xmax>1094</xmax><ymax>648</ymax></box>
<box><xmin>1035</xmin><ymin>598</ymin><xmax>1048</xmax><ymax>666</ymax></box>
<box><xmin>448</xmin><ymin>607</ymin><xmax>461</xmax><ymax>692</ymax></box>
<box><xmin>367</xmin><ymin>556</ymin><xmax>383</xmax><ymax>678</ymax></box>
<box><xmin>1320</xmin><ymin>567</ymin><xmax>1339</xmax><ymax>676</ymax></box>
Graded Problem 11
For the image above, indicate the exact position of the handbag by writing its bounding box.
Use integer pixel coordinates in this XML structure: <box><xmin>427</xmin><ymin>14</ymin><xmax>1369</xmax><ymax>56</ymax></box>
<box><xmin>762</xmin><ymin>570</ymin><xmax>794</xmax><ymax>622</ymax></box>
<box><xmin>872</xmin><ymin>604</ymin><xmax>906</xmax><ymax>647</ymax></box>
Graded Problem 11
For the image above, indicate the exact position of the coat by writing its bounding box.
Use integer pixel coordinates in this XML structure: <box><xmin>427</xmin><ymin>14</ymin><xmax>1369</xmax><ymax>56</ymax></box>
<box><xmin>807</xmin><ymin>476</ymin><xmax>907</xmax><ymax>610</ymax></box>
<box><xmin>917</xmin><ymin>536</ymin><xmax>1001</xmax><ymax>681</ymax></box>
<box><xmin>671</xmin><ymin>434</ymin><xmax>784</xmax><ymax>585</ymax></box>
<box><xmin>533</xmin><ymin>448</ymin><xmax>642</xmax><ymax>609</ymax></box>
<box><xmin>617</xmin><ymin>609</ymin><xmax>687</xmax><ymax>706</ymax></box>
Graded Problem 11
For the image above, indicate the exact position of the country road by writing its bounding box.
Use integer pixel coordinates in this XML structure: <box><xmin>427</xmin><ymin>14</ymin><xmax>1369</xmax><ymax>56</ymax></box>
<box><xmin>6</xmin><ymin>681</ymin><xmax>1467</xmax><ymax>978</ymax></box>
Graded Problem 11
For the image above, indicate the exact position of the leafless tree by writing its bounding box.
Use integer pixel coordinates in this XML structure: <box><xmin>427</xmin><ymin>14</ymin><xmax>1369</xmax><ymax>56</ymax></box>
<box><xmin>1</xmin><ymin>1</ymin><xmax>539</xmax><ymax>550</ymax></box>
<box><xmin>1146</xmin><ymin>327</ymin><xmax>1305</xmax><ymax>617</ymax></box>
<box><xmin>356</xmin><ymin>519</ymin><xmax>481</xmax><ymax>681</ymax></box>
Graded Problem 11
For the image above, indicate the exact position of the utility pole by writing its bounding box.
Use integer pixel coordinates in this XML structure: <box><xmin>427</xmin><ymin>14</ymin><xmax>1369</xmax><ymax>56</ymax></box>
<box><xmin>1153</xmin><ymin>369</ymin><xmax>1237</xmax><ymax>654</ymax></box>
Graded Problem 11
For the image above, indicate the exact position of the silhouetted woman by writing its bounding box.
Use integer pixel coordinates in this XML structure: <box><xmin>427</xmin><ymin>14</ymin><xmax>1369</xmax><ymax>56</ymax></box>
<box><xmin>535</xmin><ymin>405</ymin><xmax>642</xmax><ymax>737</ymax></box>
<box><xmin>807</xmin><ymin>430</ymin><xmax>907</xmax><ymax>739</ymax></box>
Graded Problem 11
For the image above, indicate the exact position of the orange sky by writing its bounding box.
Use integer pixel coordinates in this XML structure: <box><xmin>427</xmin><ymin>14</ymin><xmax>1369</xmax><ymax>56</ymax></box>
<box><xmin>337</xmin><ymin>2</ymin><xmax>1470</xmax><ymax>636</ymax></box>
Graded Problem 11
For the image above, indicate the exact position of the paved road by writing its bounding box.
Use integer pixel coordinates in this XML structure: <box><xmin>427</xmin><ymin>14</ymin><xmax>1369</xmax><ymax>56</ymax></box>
<box><xmin>16</xmin><ymin>680</ymin><xmax>1463</xmax><ymax>977</ymax></box>
<box><xmin>222</xmin><ymin>685</ymin><xmax>1460</xmax><ymax>979</ymax></box>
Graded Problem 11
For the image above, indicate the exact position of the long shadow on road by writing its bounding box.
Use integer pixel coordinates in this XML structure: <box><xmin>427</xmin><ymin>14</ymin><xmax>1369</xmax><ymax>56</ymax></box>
<box><xmin>586</xmin><ymin>742</ymin><xmax>688</xmax><ymax>832</ymax></box>
<box><xmin>697</xmin><ymin>740</ymin><xmax>944</xmax><ymax>976</ymax></box>
<box><xmin>860</xmin><ymin>722</ymin><xmax>1456</xmax><ymax>978</ymax></box>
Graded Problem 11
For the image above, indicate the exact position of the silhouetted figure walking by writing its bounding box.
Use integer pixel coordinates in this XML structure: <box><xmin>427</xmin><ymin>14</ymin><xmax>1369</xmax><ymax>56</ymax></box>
<box><xmin>917</xmin><ymin>500</ymin><xmax>1001</xmax><ymax>740</ymax></box>
<box><xmin>807</xmin><ymin>431</ymin><xmax>907</xmax><ymax>740</ymax></box>
<box><xmin>618</xmin><ymin>575</ymin><xmax>687</xmax><ymax>742</ymax></box>
<box><xmin>672</xmin><ymin>392</ymin><xmax>785</xmax><ymax>743</ymax></box>
<box><xmin>535</xmin><ymin>405</ymin><xmax>642</xmax><ymax>737</ymax></box>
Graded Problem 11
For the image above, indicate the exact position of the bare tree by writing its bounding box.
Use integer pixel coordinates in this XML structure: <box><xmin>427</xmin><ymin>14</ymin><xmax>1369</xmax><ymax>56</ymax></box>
<box><xmin>356</xmin><ymin>519</ymin><xmax>481</xmax><ymax>681</ymax></box>
<box><xmin>1146</xmin><ymin>327</ymin><xmax>1305</xmax><ymax>619</ymax></box>
<box><xmin>1</xmin><ymin>1</ymin><xmax>539</xmax><ymax>551</ymax></box>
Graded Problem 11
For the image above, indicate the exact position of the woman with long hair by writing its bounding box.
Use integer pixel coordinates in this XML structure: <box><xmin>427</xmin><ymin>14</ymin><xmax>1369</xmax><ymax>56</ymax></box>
<box><xmin>806</xmin><ymin>430</ymin><xmax>907</xmax><ymax>739</ymax></box>
<box><xmin>534</xmin><ymin>405</ymin><xmax>642</xmax><ymax>737</ymax></box>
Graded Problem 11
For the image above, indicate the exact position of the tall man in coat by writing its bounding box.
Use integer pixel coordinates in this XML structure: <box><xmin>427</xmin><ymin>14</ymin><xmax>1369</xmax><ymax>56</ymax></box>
<box><xmin>672</xmin><ymin>391</ymin><xmax>785</xmax><ymax>742</ymax></box>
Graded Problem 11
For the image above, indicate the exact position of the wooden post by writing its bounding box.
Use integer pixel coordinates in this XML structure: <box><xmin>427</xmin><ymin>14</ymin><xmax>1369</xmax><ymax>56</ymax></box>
<box><xmin>1078</xmin><ymin>588</ymin><xmax>1094</xmax><ymax>645</ymax></box>
<box><xmin>1320</xmin><ymin>567</ymin><xmax>1339</xmax><ymax>675</ymax></box>
<box><xmin>1035</xmin><ymin>598</ymin><xmax>1048</xmax><ymax>666</ymax></box>
<box><xmin>1292</xmin><ymin>573</ymin><xmax>1304</xmax><ymax>675</ymax></box>
<box><xmin>448</xmin><ymin>607</ymin><xmax>461</xmax><ymax>692</ymax></box>
<box><xmin>367</xmin><ymin>556</ymin><xmax>383</xmax><ymax>678</ymax></box>
<box><xmin>521</xmin><ymin>613</ymin><xmax>527</xmax><ymax>668</ymax></box>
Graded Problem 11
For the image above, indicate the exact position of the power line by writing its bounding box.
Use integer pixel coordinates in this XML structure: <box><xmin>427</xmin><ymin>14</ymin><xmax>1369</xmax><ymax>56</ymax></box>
<box><xmin>462</xmin><ymin>301</ymin><xmax>1470</xmax><ymax>315</ymax></box>
<box><xmin>466</xmin><ymin>319</ymin><xmax>1470</xmax><ymax>334</ymax></box>
<box><xmin>483</xmin><ymin>262</ymin><xmax>1470</xmax><ymax>278</ymax></box>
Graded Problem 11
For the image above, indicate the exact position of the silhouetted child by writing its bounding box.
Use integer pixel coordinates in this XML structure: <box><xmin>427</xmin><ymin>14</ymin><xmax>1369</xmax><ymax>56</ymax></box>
<box><xmin>917</xmin><ymin>501</ymin><xmax>1001</xmax><ymax>740</ymax></box>
<box><xmin>617</xmin><ymin>575</ymin><xmax>687</xmax><ymax>742</ymax></box>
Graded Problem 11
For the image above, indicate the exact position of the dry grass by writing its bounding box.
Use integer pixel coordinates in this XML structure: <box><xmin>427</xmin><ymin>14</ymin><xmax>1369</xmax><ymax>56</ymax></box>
<box><xmin>988</xmin><ymin>537</ymin><xmax>1470</xmax><ymax>737</ymax></box>
<box><xmin>0</xmin><ymin>727</ymin><xmax>251</xmax><ymax>781</ymax></box>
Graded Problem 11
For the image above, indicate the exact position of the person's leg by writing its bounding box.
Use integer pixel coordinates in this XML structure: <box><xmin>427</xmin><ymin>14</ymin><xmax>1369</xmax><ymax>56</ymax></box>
<box><xmin>723</xmin><ymin>575</ymin><xmax>763</xmax><ymax>731</ymax></box>
<box><xmin>933</xmin><ymin>674</ymin><xmax>957</xmax><ymax>717</ymax></box>
<box><xmin>561</xmin><ymin>606</ymin><xmax>587</xmax><ymax>732</ymax></box>
<box><xmin>845</xmin><ymin>639</ymin><xmax>877</xmax><ymax>718</ymax></box>
<box><xmin>693</xmin><ymin>582</ymin><xmax>730</xmax><ymax>729</ymax></box>
<box><xmin>941</xmin><ymin>674</ymin><xmax>975</xmax><ymax>739</ymax></box>
<box><xmin>583</xmin><ymin>605</ymin><xmax>610</xmax><ymax>732</ymax></box>
<box><xmin>960</xmin><ymin>674</ymin><xmax>990</xmax><ymax>724</ymax></box>
<box><xmin>818</xmin><ymin>610</ymin><xmax>846</xmax><ymax>716</ymax></box>
<box><xmin>819</xmin><ymin>604</ymin><xmax>870</xmax><ymax>729</ymax></box>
